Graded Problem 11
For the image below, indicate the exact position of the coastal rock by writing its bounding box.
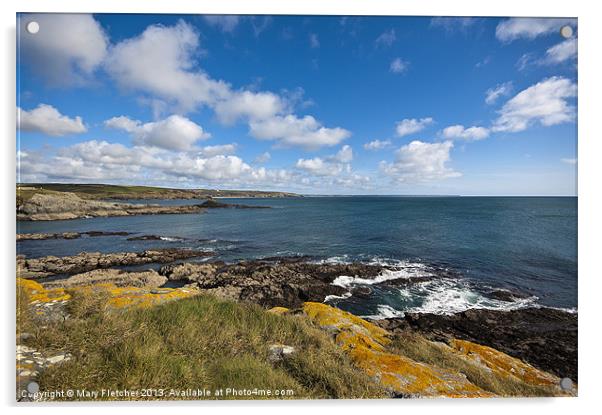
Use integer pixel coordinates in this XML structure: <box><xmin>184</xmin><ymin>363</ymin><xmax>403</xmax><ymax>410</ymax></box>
<box><xmin>374</xmin><ymin>307</ymin><xmax>578</xmax><ymax>381</ymax></box>
<box><xmin>18</xmin><ymin>277</ymin><xmax>200</xmax><ymax>311</ymax></box>
<box><xmin>43</xmin><ymin>269</ymin><xmax>168</xmax><ymax>289</ymax></box>
<box><xmin>17</xmin><ymin>232</ymin><xmax>81</xmax><ymax>241</ymax></box>
<box><xmin>267</xmin><ymin>344</ymin><xmax>296</xmax><ymax>362</ymax></box>
<box><xmin>158</xmin><ymin>260</ymin><xmax>386</xmax><ymax>308</ymax></box>
<box><xmin>200</xmin><ymin>199</ymin><xmax>269</xmax><ymax>209</ymax></box>
<box><xmin>302</xmin><ymin>302</ymin><xmax>492</xmax><ymax>398</ymax></box>
<box><xmin>17</xmin><ymin>249</ymin><xmax>214</xmax><ymax>279</ymax></box>
<box><xmin>17</xmin><ymin>192</ymin><xmax>206</xmax><ymax>221</ymax></box>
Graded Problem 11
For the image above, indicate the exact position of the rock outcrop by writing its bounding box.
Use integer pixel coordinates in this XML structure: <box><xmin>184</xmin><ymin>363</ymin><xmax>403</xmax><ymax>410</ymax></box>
<box><xmin>17</xmin><ymin>192</ymin><xmax>206</xmax><ymax>221</ymax></box>
<box><xmin>158</xmin><ymin>260</ymin><xmax>386</xmax><ymax>308</ymax></box>
<box><xmin>375</xmin><ymin>307</ymin><xmax>578</xmax><ymax>382</ymax></box>
<box><xmin>43</xmin><ymin>269</ymin><xmax>168</xmax><ymax>289</ymax></box>
<box><xmin>17</xmin><ymin>231</ymin><xmax>131</xmax><ymax>241</ymax></box>
<box><xmin>17</xmin><ymin>249</ymin><xmax>213</xmax><ymax>279</ymax></box>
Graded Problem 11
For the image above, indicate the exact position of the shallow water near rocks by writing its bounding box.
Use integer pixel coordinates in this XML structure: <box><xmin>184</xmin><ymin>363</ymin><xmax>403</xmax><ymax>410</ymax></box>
<box><xmin>17</xmin><ymin>196</ymin><xmax>577</xmax><ymax>317</ymax></box>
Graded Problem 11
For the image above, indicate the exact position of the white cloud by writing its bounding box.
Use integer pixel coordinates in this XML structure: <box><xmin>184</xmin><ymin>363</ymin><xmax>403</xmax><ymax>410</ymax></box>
<box><xmin>380</xmin><ymin>140</ymin><xmax>460</xmax><ymax>182</ymax></box>
<box><xmin>389</xmin><ymin>58</ymin><xmax>409</xmax><ymax>74</ymax></box>
<box><xmin>364</xmin><ymin>139</ymin><xmax>392</xmax><ymax>151</ymax></box>
<box><xmin>202</xmin><ymin>15</ymin><xmax>241</xmax><ymax>33</ymax></box>
<box><xmin>375</xmin><ymin>29</ymin><xmax>396</xmax><ymax>47</ymax></box>
<box><xmin>19</xmin><ymin>13</ymin><xmax>108</xmax><ymax>85</ymax></box>
<box><xmin>495</xmin><ymin>18</ymin><xmax>576</xmax><ymax>42</ymax></box>
<box><xmin>249</xmin><ymin>115</ymin><xmax>350</xmax><ymax>150</ymax></box>
<box><xmin>213</xmin><ymin>90</ymin><xmax>285</xmax><ymax>125</ymax></box>
<box><xmin>18</xmin><ymin>104</ymin><xmax>87</xmax><ymax>136</ymax></box>
<box><xmin>309</xmin><ymin>33</ymin><xmax>320</xmax><ymax>48</ymax></box>
<box><xmin>395</xmin><ymin>117</ymin><xmax>434</xmax><ymax>137</ymax></box>
<box><xmin>199</xmin><ymin>144</ymin><xmax>237</xmax><ymax>157</ymax></box>
<box><xmin>492</xmin><ymin>77</ymin><xmax>577</xmax><ymax>133</ymax></box>
<box><xmin>561</xmin><ymin>158</ymin><xmax>577</xmax><ymax>165</ymax></box>
<box><xmin>105</xmin><ymin>115</ymin><xmax>209</xmax><ymax>151</ymax></box>
<box><xmin>254</xmin><ymin>152</ymin><xmax>271</xmax><ymax>163</ymax></box>
<box><xmin>485</xmin><ymin>82</ymin><xmax>513</xmax><ymax>105</ymax></box>
<box><xmin>296</xmin><ymin>145</ymin><xmax>353</xmax><ymax>176</ymax></box>
<box><xmin>441</xmin><ymin>125</ymin><xmax>490</xmax><ymax>141</ymax></box>
<box><xmin>430</xmin><ymin>17</ymin><xmax>477</xmax><ymax>33</ymax></box>
<box><xmin>544</xmin><ymin>38</ymin><xmax>577</xmax><ymax>64</ymax></box>
<box><xmin>105</xmin><ymin>21</ymin><xmax>230</xmax><ymax>112</ymax></box>
<box><xmin>104</xmin><ymin>20</ymin><xmax>348</xmax><ymax>149</ymax></box>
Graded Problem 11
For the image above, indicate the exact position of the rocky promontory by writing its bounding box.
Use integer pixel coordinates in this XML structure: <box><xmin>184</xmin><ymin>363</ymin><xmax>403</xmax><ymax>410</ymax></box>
<box><xmin>17</xmin><ymin>192</ymin><xmax>206</xmax><ymax>221</ymax></box>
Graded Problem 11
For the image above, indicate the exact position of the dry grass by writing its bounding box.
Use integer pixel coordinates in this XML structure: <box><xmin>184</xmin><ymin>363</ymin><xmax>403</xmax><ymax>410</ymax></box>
<box><xmin>20</xmin><ymin>292</ymin><xmax>388</xmax><ymax>400</ymax></box>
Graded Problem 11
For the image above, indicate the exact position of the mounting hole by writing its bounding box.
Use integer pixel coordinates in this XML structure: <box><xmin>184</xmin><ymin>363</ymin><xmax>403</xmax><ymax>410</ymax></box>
<box><xmin>560</xmin><ymin>377</ymin><xmax>573</xmax><ymax>391</ymax></box>
<box><xmin>560</xmin><ymin>25</ymin><xmax>573</xmax><ymax>39</ymax></box>
<box><xmin>26</xmin><ymin>21</ymin><xmax>39</xmax><ymax>34</ymax></box>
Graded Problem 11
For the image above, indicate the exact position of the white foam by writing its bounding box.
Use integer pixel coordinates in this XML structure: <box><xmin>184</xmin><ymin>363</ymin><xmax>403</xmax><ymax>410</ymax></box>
<box><xmin>324</xmin><ymin>292</ymin><xmax>352</xmax><ymax>302</ymax></box>
<box><xmin>361</xmin><ymin>304</ymin><xmax>405</xmax><ymax>320</ymax></box>
<box><xmin>331</xmin><ymin>266</ymin><xmax>432</xmax><ymax>288</ymax></box>
<box><xmin>160</xmin><ymin>236</ymin><xmax>182</xmax><ymax>242</ymax></box>
<box><xmin>400</xmin><ymin>279</ymin><xmax>539</xmax><ymax>315</ymax></box>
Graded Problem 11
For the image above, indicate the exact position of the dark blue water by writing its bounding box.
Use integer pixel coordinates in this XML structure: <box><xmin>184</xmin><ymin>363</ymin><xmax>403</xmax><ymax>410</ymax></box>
<box><xmin>17</xmin><ymin>197</ymin><xmax>577</xmax><ymax>315</ymax></box>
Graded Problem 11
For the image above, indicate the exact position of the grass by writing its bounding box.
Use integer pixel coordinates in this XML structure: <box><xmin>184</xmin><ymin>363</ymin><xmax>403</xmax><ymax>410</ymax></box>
<box><xmin>18</xmin><ymin>290</ymin><xmax>387</xmax><ymax>401</ymax></box>
<box><xmin>17</xmin><ymin>183</ymin><xmax>300</xmax><ymax>201</ymax></box>
<box><xmin>388</xmin><ymin>331</ymin><xmax>559</xmax><ymax>397</ymax></box>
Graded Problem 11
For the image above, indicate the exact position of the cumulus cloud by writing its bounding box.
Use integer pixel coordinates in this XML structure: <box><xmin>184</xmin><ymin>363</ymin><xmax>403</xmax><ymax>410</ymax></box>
<box><xmin>544</xmin><ymin>38</ymin><xmax>577</xmax><ymax>64</ymax></box>
<box><xmin>395</xmin><ymin>117</ymin><xmax>433</xmax><ymax>137</ymax></box>
<box><xmin>19</xmin><ymin>139</ymin><xmax>276</xmax><ymax>185</ymax></box>
<box><xmin>104</xmin><ymin>21</ymin><xmax>229</xmax><ymax>112</ymax></box>
<box><xmin>199</xmin><ymin>144</ymin><xmax>237</xmax><ymax>157</ymax></box>
<box><xmin>363</xmin><ymin>139</ymin><xmax>392</xmax><ymax>151</ymax></box>
<box><xmin>441</xmin><ymin>125</ymin><xmax>490</xmax><ymax>141</ymax></box>
<box><xmin>254</xmin><ymin>152</ymin><xmax>271</xmax><ymax>163</ymax></box>
<box><xmin>105</xmin><ymin>115</ymin><xmax>210</xmax><ymax>151</ymax></box>
<box><xmin>19</xmin><ymin>13</ymin><xmax>108</xmax><ymax>85</ymax></box>
<box><xmin>202</xmin><ymin>15</ymin><xmax>241</xmax><ymax>33</ymax></box>
<box><xmin>104</xmin><ymin>20</ymin><xmax>348</xmax><ymax>149</ymax></box>
<box><xmin>389</xmin><ymin>58</ymin><xmax>409</xmax><ymax>74</ymax></box>
<box><xmin>380</xmin><ymin>140</ymin><xmax>460</xmax><ymax>182</ymax></box>
<box><xmin>18</xmin><ymin>104</ymin><xmax>87</xmax><ymax>136</ymax></box>
<box><xmin>213</xmin><ymin>90</ymin><xmax>285</xmax><ymax>125</ymax></box>
<box><xmin>375</xmin><ymin>29</ymin><xmax>396</xmax><ymax>47</ymax></box>
<box><xmin>296</xmin><ymin>145</ymin><xmax>353</xmax><ymax>176</ymax></box>
<box><xmin>495</xmin><ymin>18</ymin><xmax>576</xmax><ymax>42</ymax></box>
<box><xmin>249</xmin><ymin>115</ymin><xmax>350</xmax><ymax>150</ymax></box>
<box><xmin>492</xmin><ymin>77</ymin><xmax>577</xmax><ymax>133</ymax></box>
<box><xmin>485</xmin><ymin>82</ymin><xmax>513</xmax><ymax>105</ymax></box>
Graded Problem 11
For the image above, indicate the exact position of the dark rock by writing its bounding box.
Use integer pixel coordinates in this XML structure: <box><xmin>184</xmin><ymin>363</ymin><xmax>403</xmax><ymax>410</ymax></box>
<box><xmin>200</xmin><ymin>199</ymin><xmax>269</xmax><ymax>209</ymax></box>
<box><xmin>127</xmin><ymin>235</ymin><xmax>164</xmax><ymax>241</ymax></box>
<box><xmin>351</xmin><ymin>286</ymin><xmax>373</xmax><ymax>298</ymax></box>
<box><xmin>158</xmin><ymin>260</ymin><xmax>386</xmax><ymax>308</ymax></box>
<box><xmin>374</xmin><ymin>307</ymin><xmax>578</xmax><ymax>381</ymax></box>
<box><xmin>17</xmin><ymin>249</ymin><xmax>214</xmax><ymax>279</ymax></box>
<box><xmin>84</xmin><ymin>231</ymin><xmax>131</xmax><ymax>237</ymax></box>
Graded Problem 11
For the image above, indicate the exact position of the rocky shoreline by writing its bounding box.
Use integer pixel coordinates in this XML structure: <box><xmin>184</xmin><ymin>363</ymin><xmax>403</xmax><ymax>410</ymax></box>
<box><xmin>16</xmin><ymin>253</ymin><xmax>578</xmax><ymax>385</ymax></box>
<box><xmin>17</xmin><ymin>192</ymin><xmax>269</xmax><ymax>221</ymax></box>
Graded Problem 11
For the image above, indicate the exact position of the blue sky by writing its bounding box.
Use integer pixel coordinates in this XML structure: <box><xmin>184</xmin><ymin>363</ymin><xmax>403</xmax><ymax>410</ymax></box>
<box><xmin>17</xmin><ymin>14</ymin><xmax>577</xmax><ymax>195</ymax></box>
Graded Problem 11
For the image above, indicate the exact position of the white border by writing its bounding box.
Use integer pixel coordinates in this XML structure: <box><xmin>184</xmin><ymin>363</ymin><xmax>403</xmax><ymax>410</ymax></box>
<box><xmin>2</xmin><ymin>1</ymin><xmax>600</xmax><ymax>414</ymax></box>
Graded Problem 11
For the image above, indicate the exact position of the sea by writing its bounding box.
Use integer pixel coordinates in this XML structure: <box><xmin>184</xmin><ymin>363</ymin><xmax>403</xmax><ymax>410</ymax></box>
<box><xmin>17</xmin><ymin>196</ymin><xmax>577</xmax><ymax>318</ymax></box>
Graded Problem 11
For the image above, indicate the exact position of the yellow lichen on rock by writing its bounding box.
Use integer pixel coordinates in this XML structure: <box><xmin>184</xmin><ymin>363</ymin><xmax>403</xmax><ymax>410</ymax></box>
<box><xmin>17</xmin><ymin>277</ymin><xmax>199</xmax><ymax>310</ymax></box>
<box><xmin>302</xmin><ymin>302</ymin><xmax>493</xmax><ymax>398</ymax></box>
<box><xmin>449</xmin><ymin>339</ymin><xmax>562</xmax><ymax>388</ymax></box>
<box><xmin>17</xmin><ymin>277</ymin><xmax>71</xmax><ymax>303</ymax></box>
